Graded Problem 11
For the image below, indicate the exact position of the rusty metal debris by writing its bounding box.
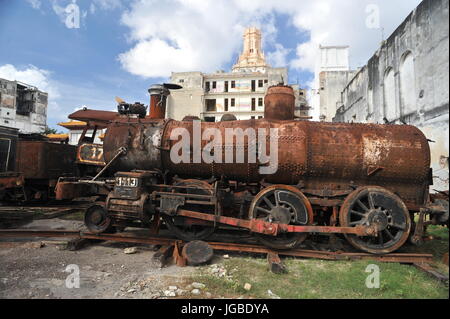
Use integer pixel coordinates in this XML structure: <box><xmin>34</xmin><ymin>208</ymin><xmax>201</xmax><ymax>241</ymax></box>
<box><xmin>0</xmin><ymin>228</ymin><xmax>435</xmax><ymax>265</ymax></box>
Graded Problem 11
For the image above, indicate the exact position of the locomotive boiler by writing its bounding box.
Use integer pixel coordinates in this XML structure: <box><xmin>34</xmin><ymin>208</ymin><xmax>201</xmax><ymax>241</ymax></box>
<box><xmin>67</xmin><ymin>83</ymin><xmax>444</xmax><ymax>254</ymax></box>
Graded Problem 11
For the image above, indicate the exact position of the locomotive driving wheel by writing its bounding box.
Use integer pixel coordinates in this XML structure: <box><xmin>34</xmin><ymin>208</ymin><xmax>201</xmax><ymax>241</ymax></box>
<box><xmin>339</xmin><ymin>186</ymin><xmax>411</xmax><ymax>254</ymax></box>
<box><xmin>162</xmin><ymin>180</ymin><xmax>216</xmax><ymax>242</ymax></box>
<box><xmin>250</xmin><ymin>185</ymin><xmax>313</xmax><ymax>250</ymax></box>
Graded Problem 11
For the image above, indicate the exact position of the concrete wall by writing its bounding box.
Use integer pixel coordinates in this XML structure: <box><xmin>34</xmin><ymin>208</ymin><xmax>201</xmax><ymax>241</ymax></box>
<box><xmin>334</xmin><ymin>0</ymin><xmax>449</xmax><ymax>191</ymax></box>
<box><xmin>319</xmin><ymin>70</ymin><xmax>356</xmax><ymax>121</ymax></box>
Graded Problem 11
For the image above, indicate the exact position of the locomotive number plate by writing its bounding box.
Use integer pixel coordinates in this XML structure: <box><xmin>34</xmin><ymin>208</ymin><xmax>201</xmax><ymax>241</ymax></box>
<box><xmin>116</xmin><ymin>177</ymin><xmax>138</xmax><ymax>187</ymax></box>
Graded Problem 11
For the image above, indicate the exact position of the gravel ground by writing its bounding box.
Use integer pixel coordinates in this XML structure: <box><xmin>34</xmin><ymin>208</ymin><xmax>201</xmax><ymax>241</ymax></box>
<box><xmin>0</xmin><ymin>219</ymin><xmax>198</xmax><ymax>299</ymax></box>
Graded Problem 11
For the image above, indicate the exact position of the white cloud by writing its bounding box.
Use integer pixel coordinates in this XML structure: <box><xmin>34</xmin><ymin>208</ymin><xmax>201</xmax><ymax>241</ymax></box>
<box><xmin>266</xmin><ymin>43</ymin><xmax>291</xmax><ymax>68</ymax></box>
<box><xmin>0</xmin><ymin>64</ymin><xmax>62</xmax><ymax>123</ymax></box>
<box><xmin>0</xmin><ymin>64</ymin><xmax>60</xmax><ymax>100</ymax></box>
<box><xmin>26</xmin><ymin>0</ymin><xmax>41</xmax><ymax>10</ymax></box>
<box><xmin>118</xmin><ymin>0</ymin><xmax>280</xmax><ymax>78</ymax></box>
<box><xmin>93</xmin><ymin>0</ymin><xmax>122</xmax><ymax>10</ymax></box>
<box><xmin>118</xmin><ymin>0</ymin><xmax>421</xmax><ymax>79</ymax></box>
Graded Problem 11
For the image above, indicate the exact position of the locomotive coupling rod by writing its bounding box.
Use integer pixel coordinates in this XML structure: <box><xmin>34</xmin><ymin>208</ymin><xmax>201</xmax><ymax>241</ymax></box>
<box><xmin>92</xmin><ymin>147</ymin><xmax>127</xmax><ymax>181</ymax></box>
<box><xmin>176</xmin><ymin>209</ymin><xmax>376</xmax><ymax>237</ymax></box>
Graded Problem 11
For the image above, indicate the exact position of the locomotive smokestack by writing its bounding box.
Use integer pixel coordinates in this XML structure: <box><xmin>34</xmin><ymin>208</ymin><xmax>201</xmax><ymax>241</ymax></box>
<box><xmin>264</xmin><ymin>84</ymin><xmax>295</xmax><ymax>121</ymax></box>
<box><xmin>148</xmin><ymin>84</ymin><xmax>171</xmax><ymax>119</ymax></box>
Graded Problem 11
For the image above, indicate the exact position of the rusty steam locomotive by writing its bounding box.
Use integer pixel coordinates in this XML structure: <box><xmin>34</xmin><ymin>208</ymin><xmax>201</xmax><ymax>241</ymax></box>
<box><xmin>60</xmin><ymin>83</ymin><xmax>446</xmax><ymax>254</ymax></box>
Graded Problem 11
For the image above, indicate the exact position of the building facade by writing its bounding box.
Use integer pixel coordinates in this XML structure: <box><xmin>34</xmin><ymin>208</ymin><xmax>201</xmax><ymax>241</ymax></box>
<box><xmin>332</xmin><ymin>0</ymin><xmax>449</xmax><ymax>191</ymax></box>
<box><xmin>312</xmin><ymin>45</ymin><xmax>356</xmax><ymax>122</ymax></box>
<box><xmin>168</xmin><ymin>27</ymin><xmax>310</xmax><ymax>122</ymax></box>
<box><xmin>0</xmin><ymin>78</ymin><xmax>48</xmax><ymax>134</ymax></box>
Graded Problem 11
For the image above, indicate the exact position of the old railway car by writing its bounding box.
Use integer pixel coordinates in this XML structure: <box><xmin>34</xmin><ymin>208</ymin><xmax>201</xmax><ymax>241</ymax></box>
<box><xmin>0</xmin><ymin>126</ymin><xmax>76</xmax><ymax>202</ymax></box>
<box><xmin>62</xmin><ymin>84</ymin><xmax>447</xmax><ymax>254</ymax></box>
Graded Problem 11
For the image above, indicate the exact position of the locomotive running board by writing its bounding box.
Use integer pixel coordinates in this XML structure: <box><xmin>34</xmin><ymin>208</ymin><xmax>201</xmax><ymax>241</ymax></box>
<box><xmin>176</xmin><ymin>209</ymin><xmax>377</xmax><ymax>237</ymax></box>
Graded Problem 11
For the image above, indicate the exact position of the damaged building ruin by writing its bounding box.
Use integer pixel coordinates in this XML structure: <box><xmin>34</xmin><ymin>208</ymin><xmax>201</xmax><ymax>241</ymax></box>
<box><xmin>0</xmin><ymin>78</ymin><xmax>48</xmax><ymax>134</ymax></box>
<box><xmin>317</xmin><ymin>0</ymin><xmax>449</xmax><ymax>191</ymax></box>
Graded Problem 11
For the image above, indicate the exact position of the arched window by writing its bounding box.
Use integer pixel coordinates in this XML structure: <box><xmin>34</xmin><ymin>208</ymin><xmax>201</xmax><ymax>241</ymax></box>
<box><xmin>399</xmin><ymin>51</ymin><xmax>416</xmax><ymax>115</ymax></box>
<box><xmin>384</xmin><ymin>67</ymin><xmax>396</xmax><ymax>121</ymax></box>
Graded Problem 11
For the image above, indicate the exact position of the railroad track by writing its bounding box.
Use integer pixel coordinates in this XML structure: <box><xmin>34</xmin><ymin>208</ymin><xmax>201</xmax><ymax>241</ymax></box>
<box><xmin>0</xmin><ymin>228</ymin><xmax>447</xmax><ymax>283</ymax></box>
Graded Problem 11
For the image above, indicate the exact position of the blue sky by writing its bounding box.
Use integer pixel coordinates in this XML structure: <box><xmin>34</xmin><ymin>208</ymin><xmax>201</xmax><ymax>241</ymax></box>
<box><xmin>0</xmin><ymin>0</ymin><xmax>421</xmax><ymax>131</ymax></box>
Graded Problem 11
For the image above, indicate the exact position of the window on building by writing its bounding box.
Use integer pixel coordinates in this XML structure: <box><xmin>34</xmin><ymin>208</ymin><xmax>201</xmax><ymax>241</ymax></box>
<box><xmin>224</xmin><ymin>99</ymin><xmax>228</xmax><ymax>112</ymax></box>
<box><xmin>251</xmin><ymin>80</ymin><xmax>256</xmax><ymax>92</ymax></box>
<box><xmin>204</xmin><ymin>117</ymin><xmax>216</xmax><ymax>122</ymax></box>
<box><xmin>258</xmin><ymin>80</ymin><xmax>263</xmax><ymax>88</ymax></box>
<box><xmin>231</xmin><ymin>98</ymin><xmax>235</xmax><ymax>107</ymax></box>
<box><xmin>400</xmin><ymin>51</ymin><xmax>416</xmax><ymax>115</ymax></box>
<box><xmin>384</xmin><ymin>68</ymin><xmax>396</xmax><ymax>121</ymax></box>
<box><xmin>206</xmin><ymin>99</ymin><xmax>217</xmax><ymax>112</ymax></box>
<box><xmin>258</xmin><ymin>98</ymin><xmax>263</xmax><ymax>107</ymax></box>
<box><xmin>251</xmin><ymin>116</ymin><xmax>255</xmax><ymax>119</ymax></box>
<box><xmin>300</xmin><ymin>91</ymin><xmax>304</xmax><ymax>96</ymax></box>
<box><xmin>179</xmin><ymin>79</ymin><xmax>184</xmax><ymax>83</ymax></box>
<box><xmin>258</xmin><ymin>116</ymin><xmax>263</xmax><ymax>119</ymax></box>
<box><xmin>231</xmin><ymin>81</ymin><xmax>236</xmax><ymax>89</ymax></box>
<box><xmin>251</xmin><ymin>98</ymin><xmax>256</xmax><ymax>111</ymax></box>
<box><xmin>264</xmin><ymin>79</ymin><xmax>268</xmax><ymax>84</ymax></box>
<box><xmin>212</xmin><ymin>81</ymin><xmax>217</xmax><ymax>89</ymax></box>
<box><xmin>205</xmin><ymin>82</ymin><xmax>210</xmax><ymax>92</ymax></box>
<box><xmin>224</xmin><ymin>81</ymin><xmax>229</xmax><ymax>93</ymax></box>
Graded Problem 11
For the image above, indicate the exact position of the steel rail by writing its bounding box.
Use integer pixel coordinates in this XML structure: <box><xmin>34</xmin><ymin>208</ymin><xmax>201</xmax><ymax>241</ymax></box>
<box><xmin>0</xmin><ymin>229</ymin><xmax>433</xmax><ymax>264</ymax></box>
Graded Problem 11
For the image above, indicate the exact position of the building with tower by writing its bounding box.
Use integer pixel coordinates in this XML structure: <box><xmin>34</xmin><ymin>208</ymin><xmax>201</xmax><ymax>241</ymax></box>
<box><xmin>168</xmin><ymin>27</ymin><xmax>310</xmax><ymax>122</ymax></box>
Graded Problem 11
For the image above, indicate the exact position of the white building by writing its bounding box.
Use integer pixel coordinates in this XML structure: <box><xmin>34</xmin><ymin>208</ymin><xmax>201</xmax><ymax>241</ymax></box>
<box><xmin>311</xmin><ymin>45</ymin><xmax>356</xmax><ymax>122</ymax></box>
<box><xmin>332</xmin><ymin>0</ymin><xmax>449</xmax><ymax>191</ymax></box>
<box><xmin>169</xmin><ymin>27</ymin><xmax>310</xmax><ymax>122</ymax></box>
<box><xmin>0</xmin><ymin>78</ymin><xmax>47</xmax><ymax>133</ymax></box>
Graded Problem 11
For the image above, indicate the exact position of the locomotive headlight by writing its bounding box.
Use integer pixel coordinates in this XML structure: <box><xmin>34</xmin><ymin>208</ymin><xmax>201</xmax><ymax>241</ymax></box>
<box><xmin>116</xmin><ymin>177</ymin><xmax>138</xmax><ymax>187</ymax></box>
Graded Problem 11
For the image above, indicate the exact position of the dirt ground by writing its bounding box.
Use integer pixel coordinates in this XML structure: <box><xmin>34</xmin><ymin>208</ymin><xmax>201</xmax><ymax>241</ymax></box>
<box><xmin>0</xmin><ymin>219</ymin><xmax>199</xmax><ymax>299</ymax></box>
<box><xmin>0</xmin><ymin>218</ymin><xmax>447</xmax><ymax>299</ymax></box>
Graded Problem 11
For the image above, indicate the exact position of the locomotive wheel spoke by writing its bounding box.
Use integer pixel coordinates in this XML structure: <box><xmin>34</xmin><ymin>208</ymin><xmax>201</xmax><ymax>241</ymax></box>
<box><xmin>356</xmin><ymin>199</ymin><xmax>369</xmax><ymax>212</ymax></box>
<box><xmin>377</xmin><ymin>232</ymin><xmax>384</xmax><ymax>245</ymax></box>
<box><xmin>368</xmin><ymin>192</ymin><xmax>375</xmax><ymax>209</ymax></box>
<box><xmin>350</xmin><ymin>210</ymin><xmax>366</xmax><ymax>218</ymax></box>
<box><xmin>274</xmin><ymin>192</ymin><xmax>280</xmax><ymax>207</ymax></box>
<box><xmin>384</xmin><ymin>229</ymin><xmax>395</xmax><ymax>240</ymax></box>
<box><xmin>263</xmin><ymin>197</ymin><xmax>274</xmax><ymax>209</ymax></box>
<box><xmin>256</xmin><ymin>206</ymin><xmax>271</xmax><ymax>214</ymax></box>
